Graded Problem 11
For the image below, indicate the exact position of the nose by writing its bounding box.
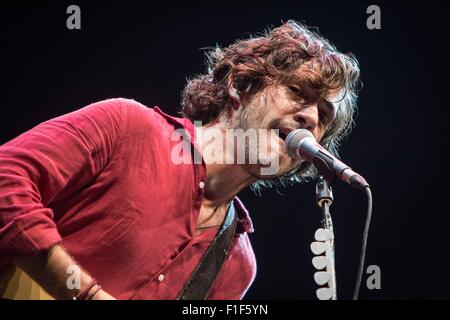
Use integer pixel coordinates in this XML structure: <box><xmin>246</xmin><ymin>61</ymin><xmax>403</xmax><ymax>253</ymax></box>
<box><xmin>293</xmin><ymin>104</ymin><xmax>320</xmax><ymax>137</ymax></box>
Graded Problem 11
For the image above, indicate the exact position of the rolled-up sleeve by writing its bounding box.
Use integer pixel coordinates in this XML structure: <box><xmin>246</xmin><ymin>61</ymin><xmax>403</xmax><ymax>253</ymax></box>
<box><xmin>0</xmin><ymin>98</ymin><xmax>124</xmax><ymax>266</ymax></box>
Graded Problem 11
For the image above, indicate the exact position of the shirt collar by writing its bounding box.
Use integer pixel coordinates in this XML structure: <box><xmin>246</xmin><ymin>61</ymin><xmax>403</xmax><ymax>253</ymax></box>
<box><xmin>233</xmin><ymin>197</ymin><xmax>254</xmax><ymax>234</ymax></box>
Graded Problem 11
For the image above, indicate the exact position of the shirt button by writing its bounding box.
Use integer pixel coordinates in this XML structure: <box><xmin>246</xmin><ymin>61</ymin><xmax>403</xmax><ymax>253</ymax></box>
<box><xmin>199</xmin><ymin>181</ymin><xmax>205</xmax><ymax>189</ymax></box>
<box><xmin>157</xmin><ymin>274</ymin><xmax>165</xmax><ymax>282</ymax></box>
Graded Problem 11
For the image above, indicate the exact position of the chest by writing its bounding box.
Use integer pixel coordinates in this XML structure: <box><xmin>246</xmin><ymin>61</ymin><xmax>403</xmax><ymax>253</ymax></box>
<box><xmin>195</xmin><ymin>203</ymin><xmax>228</xmax><ymax>236</ymax></box>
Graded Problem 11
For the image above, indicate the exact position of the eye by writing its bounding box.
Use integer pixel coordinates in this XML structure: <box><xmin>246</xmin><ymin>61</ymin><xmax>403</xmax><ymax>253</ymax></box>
<box><xmin>319</xmin><ymin>111</ymin><xmax>329</xmax><ymax>125</ymax></box>
<box><xmin>288</xmin><ymin>86</ymin><xmax>304</xmax><ymax>97</ymax></box>
<box><xmin>289</xmin><ymin>86</ymin><xmax>305</xmax><ymax>99</ymax></box>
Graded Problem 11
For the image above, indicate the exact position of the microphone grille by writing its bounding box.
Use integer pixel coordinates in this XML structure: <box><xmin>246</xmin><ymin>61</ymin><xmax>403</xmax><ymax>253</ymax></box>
<box><xmin>285</xmin><ymin>129</ymin><xmax>315</xmax><ymax>159</ymax></box>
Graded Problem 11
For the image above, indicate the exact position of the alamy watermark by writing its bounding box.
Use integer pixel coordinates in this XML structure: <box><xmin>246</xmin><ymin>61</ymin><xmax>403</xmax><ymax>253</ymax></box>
<box><xmin>366</xmin><ymin>264</ymin><xmax>381</xmax><ymax>290</ymax></box>
<box><xmin>170</xmin><ymin>122</ymin><xmax>282</xmax><ymax>176</ymax></box>
<box><xmin>66</xmin><ymin>5</ymin><xmax>81</xmax><ymax>30</ymax></box>
<box><xmin>366</xmin><ymin>5</ymin><xmax>381</xmax><ymax>30</ymax></box>
<box><xmin>66</xmin><ymin>264</ymin><xmax>81</xmax><ymax>290</ymax></box>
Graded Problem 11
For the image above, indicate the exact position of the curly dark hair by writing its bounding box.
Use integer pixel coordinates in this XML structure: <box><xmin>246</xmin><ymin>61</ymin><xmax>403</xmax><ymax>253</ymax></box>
<box><xmin>180</xmin><ymin>20</ymin><xmax>361</xmax><ymax>190</ymax></box>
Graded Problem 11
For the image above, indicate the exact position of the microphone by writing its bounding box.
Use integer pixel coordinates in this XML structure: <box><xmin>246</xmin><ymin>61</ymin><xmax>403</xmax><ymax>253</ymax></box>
<box><xmin>285</xmin><ymin>129</ymin><xmax>369</xmax><ymax>190</ymax></box>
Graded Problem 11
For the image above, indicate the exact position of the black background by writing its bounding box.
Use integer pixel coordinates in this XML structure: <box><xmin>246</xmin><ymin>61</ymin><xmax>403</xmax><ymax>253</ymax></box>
<box><xmin>1</xmin><ymin>0</ymin><xmax>449</xmax><ymax>299</ymax></box>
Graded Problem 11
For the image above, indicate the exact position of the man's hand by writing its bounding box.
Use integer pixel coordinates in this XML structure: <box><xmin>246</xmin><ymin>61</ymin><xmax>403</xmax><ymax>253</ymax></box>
<box><xmin>91</xmin><ymin>289</ymin><xmax>116</xmax><ymax>300</ymax></box>
<box><xmin>13</xmin><ymin>244</ymin><xmax>115</xmax><ymax>300</ymax></box>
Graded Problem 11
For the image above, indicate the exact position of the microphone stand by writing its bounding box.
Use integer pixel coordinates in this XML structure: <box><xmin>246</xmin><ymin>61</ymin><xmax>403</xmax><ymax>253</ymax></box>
<box><xmin>314</xmin><ymin>176</ymin><xmax>337</xmax><ymax>300</ymax></box>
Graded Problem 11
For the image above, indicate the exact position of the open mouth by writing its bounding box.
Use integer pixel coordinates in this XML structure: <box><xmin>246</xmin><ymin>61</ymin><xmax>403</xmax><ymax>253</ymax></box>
<box><xmin>277</xmin><ymin>128</ymin><xmax>294</xmax><ymax>142</ymax></box>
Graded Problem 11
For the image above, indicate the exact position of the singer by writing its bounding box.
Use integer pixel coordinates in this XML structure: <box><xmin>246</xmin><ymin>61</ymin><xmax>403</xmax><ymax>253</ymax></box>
<box><xmin>0</xmin><ymin>20</ymin><xmax>360</xmax><ymax>300</ymax></box>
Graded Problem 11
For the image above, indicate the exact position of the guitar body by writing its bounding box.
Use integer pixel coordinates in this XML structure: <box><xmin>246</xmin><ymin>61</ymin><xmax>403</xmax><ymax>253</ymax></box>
<box><xmin>0</xmin><ymin>265</ymin><xmax>54</xmax><ymax>300</ymax></box>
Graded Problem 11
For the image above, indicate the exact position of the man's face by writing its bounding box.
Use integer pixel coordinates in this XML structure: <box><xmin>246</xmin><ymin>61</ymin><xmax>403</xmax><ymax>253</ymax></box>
<box><xmin>232</xmin><ymin>83</ymin><xmax>339</xmax><ymax>179</ymax></box>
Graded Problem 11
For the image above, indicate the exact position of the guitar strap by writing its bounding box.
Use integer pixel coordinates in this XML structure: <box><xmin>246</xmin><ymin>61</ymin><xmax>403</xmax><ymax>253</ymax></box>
<box><xmin>176</xmin><ymin>201</ymin><xmax>237</xmax><ymax>300</ymax></box>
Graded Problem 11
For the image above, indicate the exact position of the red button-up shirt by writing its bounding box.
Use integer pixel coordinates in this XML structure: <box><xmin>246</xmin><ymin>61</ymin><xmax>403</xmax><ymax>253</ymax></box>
<box><xmin>0</xmin><ymin>98</ymin><xmax>257</xmax><ymax>299</ymax></box>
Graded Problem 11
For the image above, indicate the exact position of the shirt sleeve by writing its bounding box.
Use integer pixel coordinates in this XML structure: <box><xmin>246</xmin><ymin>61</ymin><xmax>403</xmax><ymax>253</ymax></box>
<box><xmin>0</xmin><ymin>98</ymin><xmax>124</xmax><ymax>266</ymax></box>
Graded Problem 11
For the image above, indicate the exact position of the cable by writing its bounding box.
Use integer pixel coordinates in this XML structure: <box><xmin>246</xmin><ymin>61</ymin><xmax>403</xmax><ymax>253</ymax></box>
<box><xmin>352</xmin><ymin>186</ymin><xmax>373</xmax><ymax>300</ymax></box>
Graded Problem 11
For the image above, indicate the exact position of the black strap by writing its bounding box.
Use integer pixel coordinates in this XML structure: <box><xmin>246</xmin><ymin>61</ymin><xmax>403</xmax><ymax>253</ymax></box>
<box><xmin>176</xmin><ymin>202</ymin><xmax>237</xmax><ymax>300</ymax></box>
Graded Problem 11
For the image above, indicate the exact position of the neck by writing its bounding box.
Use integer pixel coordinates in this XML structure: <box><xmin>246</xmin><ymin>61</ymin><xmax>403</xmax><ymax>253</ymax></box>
<box><xmin>194</xmin><ymin>121</ymin><xmax>257</xmax><ymax>209</ymax></box>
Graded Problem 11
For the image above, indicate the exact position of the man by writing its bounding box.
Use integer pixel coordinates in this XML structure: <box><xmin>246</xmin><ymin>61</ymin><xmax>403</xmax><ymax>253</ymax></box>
<box><xmin>0</xmin><ymin>20</ymin><xmax>360</xmax><ymax>299</ymax></box>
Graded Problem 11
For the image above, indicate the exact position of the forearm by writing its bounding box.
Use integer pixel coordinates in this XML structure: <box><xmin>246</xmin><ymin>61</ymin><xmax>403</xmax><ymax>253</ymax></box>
<box><xmin>13</xmin><ymin>245</ymin><xmax>114</xmax><ymax>300</ymax></box>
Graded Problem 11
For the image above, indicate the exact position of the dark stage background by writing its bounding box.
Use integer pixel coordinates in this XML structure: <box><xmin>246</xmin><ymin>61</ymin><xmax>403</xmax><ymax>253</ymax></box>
<box><xmin>1</xmin><ymin>1</ymin><xmax>449</xmax><ymax>299</ymax></box>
